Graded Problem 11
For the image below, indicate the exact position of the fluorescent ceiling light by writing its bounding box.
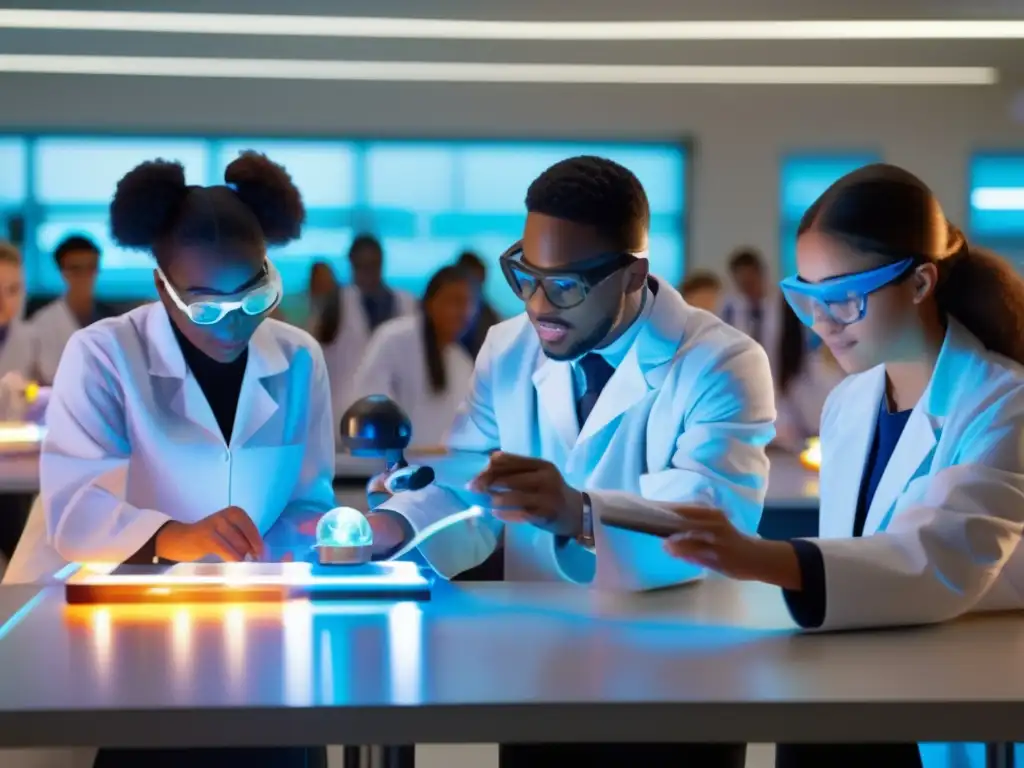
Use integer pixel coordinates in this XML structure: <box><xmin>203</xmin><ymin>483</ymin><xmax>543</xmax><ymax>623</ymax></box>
<box><xmin>0</xmin><ymin>55</ymin><xmax>997</xmax><ymax>85</ymax></box>
<box><xmin>972</xmin><ymin>187</ymin><xmax>1024</xmax><ymax>210</ymax></box>
<box><xmin>0</xmin><ymin>10</ymin><xmax>1023</xmax><ymax>40</ymax></box>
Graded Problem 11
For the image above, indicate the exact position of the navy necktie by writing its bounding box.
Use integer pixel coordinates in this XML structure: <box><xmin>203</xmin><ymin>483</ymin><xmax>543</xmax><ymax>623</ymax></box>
<box><xmin>576</xmin><ymin>353</ymin><xmax>615</xmax><ymax>428</ymax></box>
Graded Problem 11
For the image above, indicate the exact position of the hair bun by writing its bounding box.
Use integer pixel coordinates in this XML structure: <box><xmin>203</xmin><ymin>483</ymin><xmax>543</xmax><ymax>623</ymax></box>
<box><xmin>109</xmin><ymin>160</ymin><xmax>188</xmax><ymax>249</ymax></box>
<box><xmin>224</xmin><ymin>151</ymin><xmax>305</xmax><ymax>245</ymax></box>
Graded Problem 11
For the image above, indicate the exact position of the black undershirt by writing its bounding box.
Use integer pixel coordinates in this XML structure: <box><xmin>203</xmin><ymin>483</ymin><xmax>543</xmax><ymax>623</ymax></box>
<box><xmin>124</xmin><ymin>322</ymin><xmax>248</xmax><ymax>565</ymax></box>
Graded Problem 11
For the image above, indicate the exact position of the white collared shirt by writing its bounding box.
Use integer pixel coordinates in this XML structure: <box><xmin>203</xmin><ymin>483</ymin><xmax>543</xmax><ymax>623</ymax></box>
<box><xmin>570</xmin><ymin>285</ymin><xmax>653</xmax><ymax>399</ymax></box>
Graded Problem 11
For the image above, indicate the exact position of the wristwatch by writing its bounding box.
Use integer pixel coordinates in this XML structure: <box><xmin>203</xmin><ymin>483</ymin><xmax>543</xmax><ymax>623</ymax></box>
<box><xmin>577</xmin><ymin>491</ymin><xmax>595</xmax><ymax>549</ymax></box>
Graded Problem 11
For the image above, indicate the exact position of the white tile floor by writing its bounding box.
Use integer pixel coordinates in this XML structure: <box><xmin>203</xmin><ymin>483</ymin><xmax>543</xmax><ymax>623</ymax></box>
<box><xmin>327</xmin><ymin>744</ymin><xmax>777</xmax><ymax>767</ymax></box>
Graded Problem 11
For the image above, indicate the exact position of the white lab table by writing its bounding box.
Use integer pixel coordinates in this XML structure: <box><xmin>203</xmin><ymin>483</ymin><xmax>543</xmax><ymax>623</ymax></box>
<box><xmin>0</xmin><ymin>579</ymin><xmax>1018</xmax><ymax>763</ymax></box>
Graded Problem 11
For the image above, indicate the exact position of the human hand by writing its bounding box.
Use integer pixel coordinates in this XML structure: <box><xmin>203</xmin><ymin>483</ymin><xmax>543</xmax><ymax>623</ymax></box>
<box><xmin>365</xmin><ymin>511</ymin><xmax>408</xmax><ymax>557</ymax></box>
<box><xmin>468</xmin><ymin>452</ymin><xmax>584</xmax><ymax>538</ymax></box>
<box><xmin>155</xmin><ymin>505</ymin><xmax>265</xmax><ymax>562</ymax></box>
<box><xmin>662</xmin><ymin>505</ymin><xmax>801</xmax><ymax>589</ymax></box>
<box><xmin>367</xmin><ymin>471</ymin><xmax>394</xmax><ymax>509</ymax></box>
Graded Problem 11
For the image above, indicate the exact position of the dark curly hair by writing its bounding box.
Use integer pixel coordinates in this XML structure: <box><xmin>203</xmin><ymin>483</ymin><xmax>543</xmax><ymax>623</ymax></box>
<box><xmin>525</xmin><ymin>155</ymin><xmax>650</xmax><ymax>252</ymax></box>
<box><xmin>109</xmin><ymin>151</ymin><xmax>305</xmax><ymax>267</ymax></box>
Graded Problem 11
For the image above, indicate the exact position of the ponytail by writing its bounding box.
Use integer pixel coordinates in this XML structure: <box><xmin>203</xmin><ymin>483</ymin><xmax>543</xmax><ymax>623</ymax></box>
<box><xmin>935</xmin><ymin>245</ymin><xmax>1024</xmax><ymax>365</ymax></box>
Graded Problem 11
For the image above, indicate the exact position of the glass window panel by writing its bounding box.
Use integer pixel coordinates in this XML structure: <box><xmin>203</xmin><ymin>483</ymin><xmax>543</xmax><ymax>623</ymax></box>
<box><xmin>969</xmin><ymin>153</ymin><xmax>1024</xmax><ymax>239</ymax></box>
<box><xmin>460</xmin><ymin>143</ymin><xmax>684</xmax><ymax>214</ymax></box>
<box><xmin>0</xmin><ymin>137</ymin><xmax>27</xmax><ymax>204</ymax></box>
<box><xmin>34</xmin><ymin>138</ymin><xmax>209</xmax><ymax>204</ymax></box>
<box><xmin>779</xmin><ymin>153</ymin><xmax>880</xmax><ymax>276</ymax></box>
<box><xmin>365</xmin><ymin>143</ymin><xmax>456</xmax><ymax>211</ymax></box>
<box><xmin>214</xmin><ymin>140</ymin><xmax>356</xmax><ymax>207</ymax></box>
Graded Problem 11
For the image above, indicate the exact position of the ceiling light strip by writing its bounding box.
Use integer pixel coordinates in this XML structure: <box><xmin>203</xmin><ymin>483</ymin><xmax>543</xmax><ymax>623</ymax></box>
<box><xmin>0</xmin><ymin>10</ymin><xmax>1024</xmax><ymax>40</ymax></box>
<box><xmin>0</xmin><ymin>55</ymin><xmax>996</xmax><ymax>85</ymax></box>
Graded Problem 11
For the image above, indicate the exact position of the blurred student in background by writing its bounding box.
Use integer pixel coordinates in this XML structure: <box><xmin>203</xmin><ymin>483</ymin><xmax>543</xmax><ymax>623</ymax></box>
<box><xmin>456</xmin><ymin>249</ymin><xmax>501</xmax><ymax>357</ymax></box>
<box><xmin>679</xmin><ymin>270</ymin><xmax>722</xmax><ymax>312</ymax></box>
<box><xmin>0</xmin><ymin>241</ymin><xmax>37</xmax><ymax>384</ymax></box>
<box><xmin>317</xmin><ymin>234</ymin><xmax>417</xmax><ymax>417</ymax></box>
<box><xmin>773</xmin><ymin>302</ymin><xmax>845</xmax><ymax>452</ymax></box>
<box><xmin>719</xmin><ymin>247</ymin><xmax>782</xmax><ymax>373</ymax></box>
<box><xmin>350</xmin><ymin>265</ymin><xmax>477</xmax><ymax>450</ymax></box>
<box><xmin>29</xmin><ymin>235</ymin><xmax>115</xmax><ymax>385</ymax></box>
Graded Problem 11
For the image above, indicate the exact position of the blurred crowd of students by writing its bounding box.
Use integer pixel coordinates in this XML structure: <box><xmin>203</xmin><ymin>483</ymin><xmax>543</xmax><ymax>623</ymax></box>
<box><xmin>0</xmin><ymin>231</ymin><xmax>840</xmax><ymax>454</ymax></box>
<box><xmin>681</xmin><ymin>247</ymin><xmax>845</xmax><ymax>453</ymax></box>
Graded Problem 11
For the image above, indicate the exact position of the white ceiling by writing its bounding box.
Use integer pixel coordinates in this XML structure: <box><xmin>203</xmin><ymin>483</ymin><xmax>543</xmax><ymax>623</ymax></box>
<box><xmin>0</xmin><ymin>2</ymin><xmax>1022</xmax><ymax>85</ymax></box>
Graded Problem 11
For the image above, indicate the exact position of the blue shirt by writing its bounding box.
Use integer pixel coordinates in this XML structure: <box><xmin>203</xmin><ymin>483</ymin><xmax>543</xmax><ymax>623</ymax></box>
<box><xmin>786</xmin><ymin>397</ymin><xmax>913</xmax><ymax>628</ymax></box>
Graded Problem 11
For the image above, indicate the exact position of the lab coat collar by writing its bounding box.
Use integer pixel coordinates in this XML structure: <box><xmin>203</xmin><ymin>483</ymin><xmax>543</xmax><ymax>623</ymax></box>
<box><xmin>533</xmin><ymin>276</ymin><xmax>688</xmax><ymax>448</ymax></box>
<box><xmin>145</xmin><ymin>303</ymin><xmax>290</xmax><ymax>446</ymax></box>
<box><xmin>836</xmin><ymin>319</ymin><xmax>975</xmax><ymax>536</ymax></box>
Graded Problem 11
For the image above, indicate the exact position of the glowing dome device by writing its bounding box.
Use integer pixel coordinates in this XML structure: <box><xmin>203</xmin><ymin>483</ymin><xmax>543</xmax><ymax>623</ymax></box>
<box><xmin>316</xmin><ymin>506</ymin><xmax>374</xmax><ymax>565</ymax></box>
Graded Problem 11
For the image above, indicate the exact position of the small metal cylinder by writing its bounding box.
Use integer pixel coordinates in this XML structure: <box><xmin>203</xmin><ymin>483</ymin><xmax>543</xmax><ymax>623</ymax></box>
<box><xmin>317</xmin><ymin>544</ymin><xmax>372</xmax><ymax>565</ymax></box>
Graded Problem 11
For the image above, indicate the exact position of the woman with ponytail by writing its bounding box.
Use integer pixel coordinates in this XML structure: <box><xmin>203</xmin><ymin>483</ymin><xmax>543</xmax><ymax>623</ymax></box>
<box><xmin>349</xmin><ymin>264</ymin><xmax>477</xmax><ymax>449</ymax></box>
<box><xmin>6</xmin><ymin>153</ymin><xmax>335</xmax><ymax>765</ymax></box>
<box><xmin>657</xmin><ymin>164</ymin><xmax>1024</xmax><ymax>767</ymax></box>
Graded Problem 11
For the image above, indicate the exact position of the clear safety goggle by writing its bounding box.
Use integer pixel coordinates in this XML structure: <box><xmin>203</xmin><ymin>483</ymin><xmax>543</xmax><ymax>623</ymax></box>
<box><xmin>780</xmin><ymin>258</ymin><xmax>917</xmax><ymax>327</ymax></box>
<box><xmin>157</xmin><ymin>259</ymin><xmax>282</xmax><ymax>326</ymax></box>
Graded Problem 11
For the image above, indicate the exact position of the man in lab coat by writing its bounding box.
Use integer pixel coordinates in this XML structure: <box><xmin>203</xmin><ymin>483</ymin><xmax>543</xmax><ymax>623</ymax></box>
<box><xmin>367</xmin><ymin>156</ymin><xmax>775</xmax><ymax>768</ymax></box>
<box><xmin>28</xmin><ymin>235</ymin><xmax>116</xmax><ymax>385</ymax></box>
<box><xmin>719</xmin><ymin>247</ymin><xmax>783</xmax><ymax>375</ymax></box>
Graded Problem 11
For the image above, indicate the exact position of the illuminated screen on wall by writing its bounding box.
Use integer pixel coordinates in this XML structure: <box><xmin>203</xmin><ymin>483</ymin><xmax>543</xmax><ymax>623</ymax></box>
<box><xmin>10</xmin><ymin>136</ymin><xmax>687</xmax><ymax>317</ymax></box>
<box><xmin>969</xmin><ymin>153</ymin><xmax>1024</xmax><ymax>271</ymax></box>
<box><xmin>779</xmin><ymin>153</ymin><xmax>881</xmax><ymax>277</ymax></box>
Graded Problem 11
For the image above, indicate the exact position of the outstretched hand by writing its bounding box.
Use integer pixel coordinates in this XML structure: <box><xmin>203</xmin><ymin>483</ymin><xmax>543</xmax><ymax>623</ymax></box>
<box><xmin>468</xmin><ymin>452</ymin><xmax>584</xmax><ymax>538</ymax></box>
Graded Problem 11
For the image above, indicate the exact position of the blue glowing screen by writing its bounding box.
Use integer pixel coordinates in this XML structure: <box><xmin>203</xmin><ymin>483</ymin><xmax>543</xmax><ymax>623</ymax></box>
<box><xmin>3</xmin><ymin>135</ymin><xmax>687</xmax><ymax>316</ymax></box>
<box><xmin>779</xmin><ymin>152</ymin><xmax>881</xmax><ymax>277</ymax></box>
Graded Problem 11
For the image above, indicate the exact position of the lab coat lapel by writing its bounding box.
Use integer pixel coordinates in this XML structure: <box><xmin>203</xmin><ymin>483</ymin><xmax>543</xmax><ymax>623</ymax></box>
<box><xmin>860</xmin><ymin>321</ymin><xmax>975</xmax><ymax>535</ymax></box>
<box><xmin>578</xmin><ymin>277</ymin><xmax>684</xmax><ymax>444</ymax></box>
<box><xmin>862</xmin><ymin>406</ymin><xmax>937</xmax><ymax>535</ymax></box>
<box><xmin>532</xmin><ymin>358</ymin><xmax>578</xmax><ymax>450</ymax></box>
<box><xmin>145</xmin><ymin>304</ymin><xmax>222</xmax><ymax>441</ymax></box>
<box><xmin>819</xmin><ymin>366</ymin><xmax>885</xmax><ymax>539</ymax></box>
<box><xmin>231</xmin><ymin>326</ymin><xmax>288</xmax><ymax>448</ymax></box>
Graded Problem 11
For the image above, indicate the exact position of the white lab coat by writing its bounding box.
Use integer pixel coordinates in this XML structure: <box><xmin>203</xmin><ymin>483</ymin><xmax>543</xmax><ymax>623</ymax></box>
<box><xmin>718</xmin><ymin>291</ymin><xmax>784</xmax><ymax>375</ymax></box>
<box><xmin>320</xmin><ymin>285</ymin><xmax>417</xmax><ymax>420</ymax></box>
<box><xmin>350</xmin><ymin>313</ymin><xmax>475</xmax><ymax>449</ymax></box>
<box><xmin>774</xmin><ymin>350</ymin><xmax>846</xmax><ymax>452</ymax></box>
<box><xmin>4</xmin><ymin>302</ymin><xmax>337</xmax><ymax>584</ymax></box>
<box><xmin>0</xmin><ymin>321</ymin><xmax>38</xmax><ymax>380</ymax></box>
<box><xmin>805</xmin><ymin>319</ymin><xmax>1024</xmax><ymax>632</ymax></box>
<box><xmin>27</xmin><ymin>299</ymin><xmax>80</xmax><ymax>386</ymax></box>
<box><xmin>378</xmin><ymin>277</ymin><xmax>776</xmax><ymax>591</ymax></box>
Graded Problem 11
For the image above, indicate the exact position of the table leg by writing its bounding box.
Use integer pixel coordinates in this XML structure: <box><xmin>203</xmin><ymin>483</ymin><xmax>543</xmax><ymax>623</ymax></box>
<box><xmin>987</xmin><ymin>742</ymin><xmax>1015</xmax><ymax>768</ymax></box>
<box><xmin>345</xmin><ymin>745</ymin><xmax>415</xmax><ymax>768</ymax></box>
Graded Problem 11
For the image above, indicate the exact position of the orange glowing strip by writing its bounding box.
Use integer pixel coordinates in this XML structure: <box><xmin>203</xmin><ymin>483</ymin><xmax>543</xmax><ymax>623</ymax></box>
<box><xmin>70</xmin><ymin>560</ymin><xmax>427</xmax><ymax>588</ymax></box>
<box><xmin>799</xmin><ymin>437</ymin><xmax>821</xmax><ymax>471</ymax></box>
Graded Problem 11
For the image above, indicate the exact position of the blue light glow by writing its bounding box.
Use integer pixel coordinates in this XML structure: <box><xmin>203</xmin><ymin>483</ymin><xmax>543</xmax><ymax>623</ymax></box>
<box><xmin>316</xmin><ymin>506</ymin><xmax>374</xmax><ymax>548</ymax></box>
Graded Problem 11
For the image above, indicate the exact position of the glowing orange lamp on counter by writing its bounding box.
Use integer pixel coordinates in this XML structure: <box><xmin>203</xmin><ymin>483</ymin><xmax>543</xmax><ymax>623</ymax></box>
<box><xmin>800</xmin><ymin>437</ymin><xmax>821</xmax><ymax>471</ymax></box>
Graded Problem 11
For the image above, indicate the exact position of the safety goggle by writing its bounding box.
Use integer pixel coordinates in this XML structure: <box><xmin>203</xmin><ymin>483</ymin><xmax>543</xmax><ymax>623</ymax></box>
<box><xmin>781</xmin><ymin>258</ymin><xmax>917</xmax><ymax>327</ymax></box>
<box><xmin>498</xmin><ymin>240</ymin><xmax>641</xmax><ymax>310</ymax></box>
<box><xmin>157</xmin><ymin>259</ymin><xmax>282</xmax><ymax>326</ymax></box>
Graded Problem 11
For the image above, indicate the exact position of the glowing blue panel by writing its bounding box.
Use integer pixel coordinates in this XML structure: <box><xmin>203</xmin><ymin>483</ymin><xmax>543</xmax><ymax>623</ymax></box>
<box><xmin>34</xmin><ymin>137</ymin><xmax>209</xmax><ymax>204</ymax></box>
<box><xmin>365</xmin><ymin>143</ymin><xmax>456</xmax><ymax>211</ymax></box>
<box><xmin>460</xmin><ymin>143</ymin><xmax>684</xmax><ymax>213</ymax></box>
<box><xmin>214</xmin><ymin>140</ymin><xmax>357</xmax><ymax>207</ymax></box>
<box><xmin>0</xmin><ymin>136</ymin><xmax>26</xmax><ymax>204</ymax></box>
<box><xmin>969</xmin><ymin>153</ymin><xmax>1024</xmax><ymax>238</ymax></box>
<box><xmin>779</xmin><ymin>153</ymin><xmax>880</xmax><ymax>276</ymax></box>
